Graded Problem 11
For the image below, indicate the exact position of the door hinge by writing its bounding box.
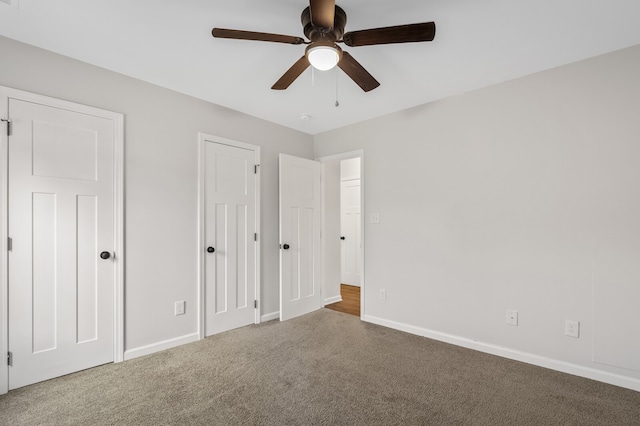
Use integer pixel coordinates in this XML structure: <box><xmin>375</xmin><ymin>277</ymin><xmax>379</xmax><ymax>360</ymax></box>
<box><xmin>254</xmin><ymin>233</ymin><xmax>258</xmax><ymax>242</ymax></box>
<box><xmin>1</xmin><ymin>119</ymin><xmax>11</xmax><ymax>136</ymax></box>
<box><xmin>7</xmin><ymin>237</ymin><xmax>12</xmax><ymax>251</ymax></box>
<box><xmin>7</xmin><ymin>351</ymin><xmax>12</xmax><ymax>366</ymax></box>
<box><xmin>254</xmin><ymin>300</ymin><xmax>257</xmax><ymax>309</ymax></box>
<box><xmin>254</xmin><ymin>164</ymin><xmax>260</xmax><ymax>174</ymax></box>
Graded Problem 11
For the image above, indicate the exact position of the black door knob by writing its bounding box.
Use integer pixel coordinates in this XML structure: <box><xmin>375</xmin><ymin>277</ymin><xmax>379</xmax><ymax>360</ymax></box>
<box><xmin>340</xmin><ymin>236</ymin><xmax>346</xmax><ymax>240</ymax></box>
<box><xmin>207</xmin><ymin>247</ymin><xmax>215</xmax><ymax>253</ymax></box>
<box><xmin>100</xmin><ymin>251</ymin><xmax>111</xmax><ymax>260</ymax></box>
<box><xmin>283</xmin><ymin>244</ymin><xmax>290</xmax><ymax>250</ymax></box>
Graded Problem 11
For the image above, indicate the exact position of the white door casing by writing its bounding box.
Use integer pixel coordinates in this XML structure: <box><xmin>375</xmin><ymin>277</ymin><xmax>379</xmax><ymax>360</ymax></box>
<box><xmin>341</xmin><ymin>179</ymin><xmax>362</xmax><ymax>287</ymax></box>
<box><xmin>1</xmin><ymin>88</ymin><xmax>124</xmax><ymax>392</ymax></box>
<box><xmin>279</xmin><ymin>154</ymin><xmax>322</xmax><ymax>321</ymax></box>
<box><xmin>199</xmin><ymin>134</ymin><xmax>260</xmax><ymax>337</ymax></box>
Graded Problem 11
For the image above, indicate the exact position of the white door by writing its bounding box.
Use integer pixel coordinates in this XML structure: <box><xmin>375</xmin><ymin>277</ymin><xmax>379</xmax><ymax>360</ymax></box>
<box><xmin>8</xmin><ymin>97</ymin><xmax>116</xmax><ymax>389</ymax></box>
<box><xmin>341</xmin><ymin>179</ymin><xmax>361</xmax><ymax>286</ymax></box>
<box><xmin>279</xmin><ymin>154</ymin><xmax>322</xmax><ymax>321</ymax></box>
<box><xmin>204</xmin><ymin>140</ymin><xmax>257</xmax><ymax>335</ymax></box>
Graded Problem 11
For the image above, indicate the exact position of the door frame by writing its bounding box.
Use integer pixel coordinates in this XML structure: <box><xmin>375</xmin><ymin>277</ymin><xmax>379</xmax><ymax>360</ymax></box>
<box><xmin>0</xmin><ymin>86</ymin><xmax>125</xmax><ymax>395</ymax></box>
<box><xmin>197</xmin><ymin>133</ymin><xmax>261</xmax><ymax>339</ymax></box>
<box><xmin>317</xmin><ymin>150</ymin><xmax>365</xmax><ymax>319</ymax></box>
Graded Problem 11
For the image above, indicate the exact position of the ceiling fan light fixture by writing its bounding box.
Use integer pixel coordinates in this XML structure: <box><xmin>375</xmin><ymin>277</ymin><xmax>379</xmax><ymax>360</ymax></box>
<box><xmin>306</xmin><ymin>44</ymin><xmax>342</xmax><ymax>71</ymax></box>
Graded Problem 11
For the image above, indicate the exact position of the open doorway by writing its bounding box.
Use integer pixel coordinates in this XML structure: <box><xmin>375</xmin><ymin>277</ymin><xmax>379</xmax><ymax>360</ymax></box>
<box><xmin>319</xmin><ymin>152</ymin><xmax>364</xmax><ymax>318</ymax></box>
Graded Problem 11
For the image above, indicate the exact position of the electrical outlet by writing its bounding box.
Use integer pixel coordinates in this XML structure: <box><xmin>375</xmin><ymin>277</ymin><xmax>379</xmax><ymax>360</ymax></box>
<box><xmin>565</xmin><ymin>320</ymin><xmax>580</xmax><ymax>338</ymax></box>
<box><xmin>379</xmin><ymin>289</ymin><xmax>386</xmax><ymax>300</ymax></box>
<box><xmin>370</xmin><ymin>213</ymin><xmax>380</xmax><ymax>224</ymax></box>
<box><xmin>506</xmin><ymin>309</ymin><xmax>518</xmax><ymax>326</ymax></box>
<box><xmin>175</xmin><ymin>301</ymin><xmax>186</xmax><ymax>316</ymax></box>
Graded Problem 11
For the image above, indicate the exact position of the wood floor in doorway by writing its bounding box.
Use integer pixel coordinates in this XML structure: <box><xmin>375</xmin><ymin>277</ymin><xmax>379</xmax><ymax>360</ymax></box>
<box><xmin>325</xmin><ymin>284</ymin><xmax>360</xmax><ymax>317</ymax></box>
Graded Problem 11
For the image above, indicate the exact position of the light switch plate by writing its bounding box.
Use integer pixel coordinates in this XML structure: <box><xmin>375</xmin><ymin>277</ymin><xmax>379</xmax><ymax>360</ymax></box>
<box><xmin>175</xmin><ymin>301</ymin><xmax>186</xmax><ymax>316</ymax></box>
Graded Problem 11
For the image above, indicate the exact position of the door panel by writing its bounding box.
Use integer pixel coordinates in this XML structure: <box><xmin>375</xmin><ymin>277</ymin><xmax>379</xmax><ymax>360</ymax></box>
<box><xmin>279</xmin><ymin>154</ymin><xmax>322</xmax><ymax>321</ymax></box>
<box><xmin>32</xmin><ymin>120</ymin><xmax>98</xmax><ymax>180</ymax></box>
<box><xmin>204</xmin><ymin>141</ymin><xmax>257</xmax><ymax>335</ymax></box>
<box><xmin>8</xmin><ymin>98</ymin><xmax>115</xmax><ymax>390</ymax></box>
<box><xmin>31</xmin><ymin>192</ymin><xmax>57</xmax><ymax>353</ymax></box>
<box><xmin>341</xmin><ymin>179</ymin><xmax>362</xmax><ymax>286</ymax></box>
<box><xmin>77</xmin><ymin>195</ymin><xmax>98</xmax><ymax>343</ymax></box>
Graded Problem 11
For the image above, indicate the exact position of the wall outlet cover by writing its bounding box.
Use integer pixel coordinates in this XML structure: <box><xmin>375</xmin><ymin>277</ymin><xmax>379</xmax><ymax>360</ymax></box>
<box><xmin>506</xmin><ymin>309</ymin><xmax>518</xmax><ymax>326</ymax></box>
<box><xmin>565</xmin><ymin>320</ymin><xmax>580</xmax><ymax>338</ymax></box>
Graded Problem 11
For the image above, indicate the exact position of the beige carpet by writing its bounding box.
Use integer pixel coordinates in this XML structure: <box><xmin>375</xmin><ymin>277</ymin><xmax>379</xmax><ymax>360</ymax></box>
<box><xmin>1</xmin><ymin>309</ymin><xmax>639</xmax><ymax>425</ymax></box>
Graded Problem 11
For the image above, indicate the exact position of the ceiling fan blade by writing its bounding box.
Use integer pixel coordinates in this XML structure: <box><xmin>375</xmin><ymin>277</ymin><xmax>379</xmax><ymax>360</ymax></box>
<box><xmin>338</xmin><ymin>52</ymin><xmax>380</xmax><ymax>92</ymax></box>
<box><xmin>212</xmin><ymin>28</ymin><xmax>305</xmax><ymax>45</ymax></box>
<box><xmin>309</xmin><ymin>0</ymin><xmax>336</xmax><ymax>28</ymax></box>
<box><xmin>343</xmin><ymin>22</ymin><xmax>436</xmax><ymax>47</ymax></box>
<box><xmin>272</xmin><ymin>56</ymin><xmax>311</xmax><ymax>90</ymax></box>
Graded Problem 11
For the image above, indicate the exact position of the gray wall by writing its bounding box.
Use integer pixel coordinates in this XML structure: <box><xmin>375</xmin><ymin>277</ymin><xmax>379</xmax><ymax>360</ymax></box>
<box><xmin>0</xmin><ymin>36</ymin><xmax>314</xmax><ymax>353</ymax></box>
<box><xmin>315</xmin><ymin>44</ymin><xmax>640</xmax><ymax>390</ymax></box>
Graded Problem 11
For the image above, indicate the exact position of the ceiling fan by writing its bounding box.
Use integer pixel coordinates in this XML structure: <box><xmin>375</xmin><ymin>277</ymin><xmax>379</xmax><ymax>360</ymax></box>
<box><xmin>212</xmin><ymin>0</ymin><xmax>436</xmax><ymax>92</ymax></box>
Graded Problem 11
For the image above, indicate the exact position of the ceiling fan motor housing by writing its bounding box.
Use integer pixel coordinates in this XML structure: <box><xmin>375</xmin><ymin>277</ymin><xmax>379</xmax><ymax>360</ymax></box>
<box><xmin>301</xmin><ymin>5</ymin><xmax>347</xmax><ymax>42</ymax></box>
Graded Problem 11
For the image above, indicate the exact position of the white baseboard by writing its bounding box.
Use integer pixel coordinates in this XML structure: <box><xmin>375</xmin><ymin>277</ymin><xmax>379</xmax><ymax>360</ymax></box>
<box><xmin>363</xmin><ymin>315</ymin><xmax>640</xmax><ymax>393</ymax></box>
<box><xmin>261</xmin><ymin>311</ymin><xmax>279</xmax><ymax>322</ymax></box>
<box><xmin>324</xmin><ymin>295</ymin><xmax>342</xmax><ymax>305</ymax></box>
<box><xmin>124</xmin><ymin>332</ymin><xmax>200</xmax><ymax>361</ymax></box>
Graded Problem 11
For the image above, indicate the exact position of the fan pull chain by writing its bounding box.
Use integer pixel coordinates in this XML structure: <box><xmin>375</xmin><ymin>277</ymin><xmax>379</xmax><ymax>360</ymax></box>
<box><xmin>335</xmin><ymin>66</ymin><xmax>340</xmax><ymax>107</ymax></box>
<box><xmin>311</xmin><ymin>66</ymin><xmax>315</xmax><ymax>86</ymax></box>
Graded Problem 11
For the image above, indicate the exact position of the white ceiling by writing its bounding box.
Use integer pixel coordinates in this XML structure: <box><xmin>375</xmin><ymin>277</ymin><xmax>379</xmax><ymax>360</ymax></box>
<box><xmin>1</xmin><ymin>0</ymin><xmax>640</xmax><ymax>135</ymax></box>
